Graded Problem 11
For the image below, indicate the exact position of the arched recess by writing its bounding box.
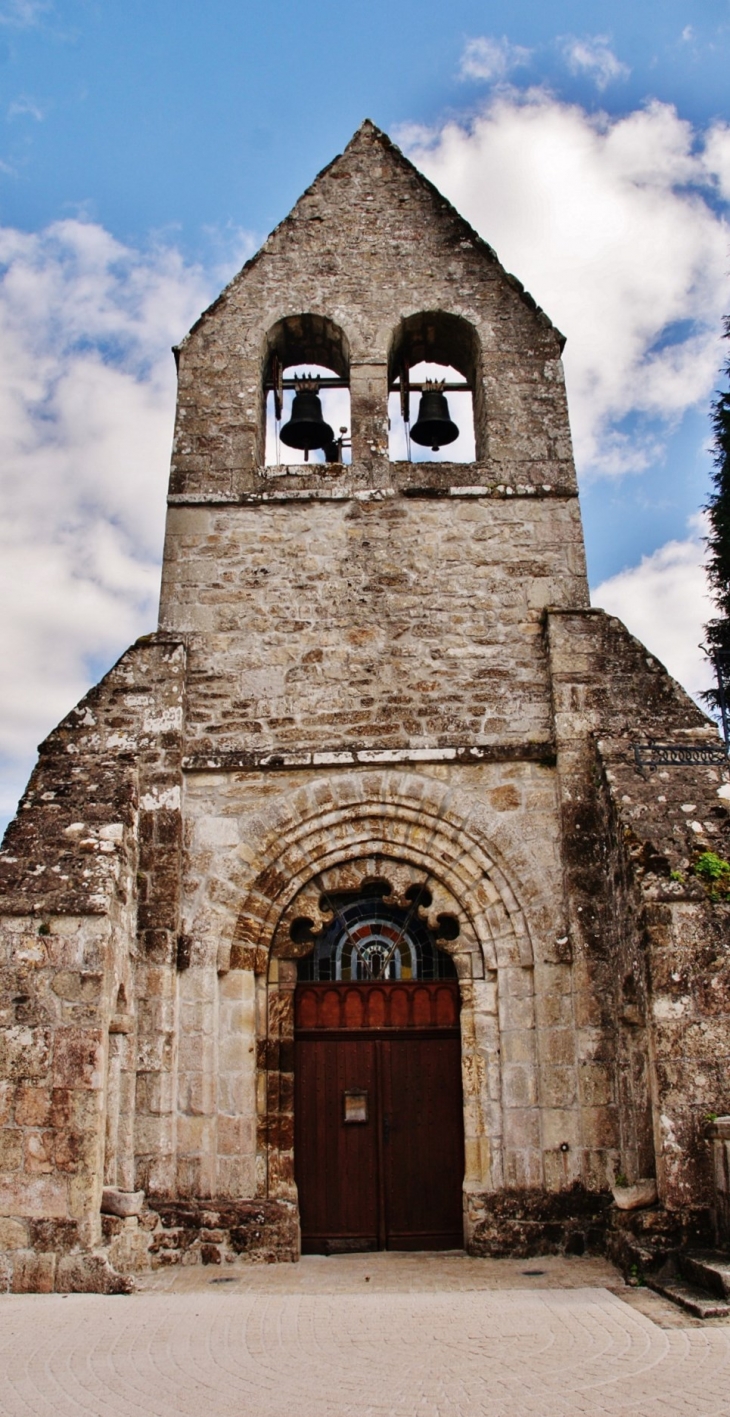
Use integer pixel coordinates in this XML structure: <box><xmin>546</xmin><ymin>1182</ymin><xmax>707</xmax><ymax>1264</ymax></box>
<box><xmin>264</xmin><ymin>312</ymin><xmax>351</xmax><ymax>378</ymax></box>
<box><xmin>224</xmin><ymin>771</ymin><xmax>542</xmax><ymax>1211</ymax></box>
<box><xmin>103</xmin><ymin>973</ymin><xmax>136</xmax><ymax>1199</ymax></box>
<box><xmin>262</xmin><ymin>313</ymin><xmax>351</xmax><ymax>466</ymax></box>
<box><xmin>388</xmin><ymin>309</ymin><xmax>485</xmax><ymax>462</ymax></box>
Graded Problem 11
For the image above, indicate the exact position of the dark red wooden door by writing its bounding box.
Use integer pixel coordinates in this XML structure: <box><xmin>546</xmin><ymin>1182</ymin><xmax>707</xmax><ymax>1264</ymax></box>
<box><xmin>294</xmin><ymin>981</ymin><xmax>464</xmax><ymax>1253</ymax></box>
<box><xmin>294</xmin><ymin>1034</ymin><xmax>380</xmax><ymax>1251</ymax></box>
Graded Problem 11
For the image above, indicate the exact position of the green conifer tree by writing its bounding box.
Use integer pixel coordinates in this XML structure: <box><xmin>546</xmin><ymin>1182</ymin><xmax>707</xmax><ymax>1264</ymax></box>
<box><xmin>703</xmin><ymin>318</ymin><xmax>730</xmax><ymax>718</ymax></box>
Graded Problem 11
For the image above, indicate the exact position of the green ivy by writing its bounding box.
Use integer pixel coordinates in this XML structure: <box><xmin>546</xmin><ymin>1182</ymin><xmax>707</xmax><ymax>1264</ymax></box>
<box><xmin>693</xmin><ymin>851</ymin><xmax>730</xmax><ymax>900</ymax></box>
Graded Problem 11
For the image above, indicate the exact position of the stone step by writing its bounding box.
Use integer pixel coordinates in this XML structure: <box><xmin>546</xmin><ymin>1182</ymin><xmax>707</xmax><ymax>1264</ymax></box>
<box><xmin>680</xmin><ymin>1251</ymin><xmax>730</xmax><ymax>1300</ymax></box>
<box><xmin>648</xmin><ymin>1277</ymin><xmax>730</xmax><ymax>1320</ymax></box>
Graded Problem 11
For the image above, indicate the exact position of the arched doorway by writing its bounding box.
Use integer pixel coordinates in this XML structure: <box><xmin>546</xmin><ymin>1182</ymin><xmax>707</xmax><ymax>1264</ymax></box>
<box><xmin>294</xmin><ymin>888</ymin><xmax>464</xmax><ymax>1253</ymax></box>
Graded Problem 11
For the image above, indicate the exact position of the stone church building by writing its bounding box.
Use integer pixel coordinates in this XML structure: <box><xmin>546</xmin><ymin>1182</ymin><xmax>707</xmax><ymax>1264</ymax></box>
<box><xmin>1</xmin><ymin>121</ymin><xmax>729</xmax><ymax>1293</ymax></box>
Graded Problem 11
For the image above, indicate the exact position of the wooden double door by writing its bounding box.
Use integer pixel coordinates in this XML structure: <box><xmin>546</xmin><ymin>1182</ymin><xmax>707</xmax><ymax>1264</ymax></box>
<box><xmin>294</xmin><ymin>980</ymin><xmax>464</xmax><ymax>1253</ymax></box>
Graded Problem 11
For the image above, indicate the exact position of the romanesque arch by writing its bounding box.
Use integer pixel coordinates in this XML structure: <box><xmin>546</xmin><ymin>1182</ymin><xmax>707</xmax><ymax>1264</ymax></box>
<box><xmin>222</xmin><ymin>770</ymin><xmax>551</xmax><ymax>1212</ymax></box>
<box><xmin>387</xmin><ymin>309</ymin><xmax>486</xmax><ymax>460</ymax></box>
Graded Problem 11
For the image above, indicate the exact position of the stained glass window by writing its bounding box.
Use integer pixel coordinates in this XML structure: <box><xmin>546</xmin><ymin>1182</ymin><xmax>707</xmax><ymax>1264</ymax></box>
<box><xmin>296</xmin><ymin>895</ymin><xmax>457</xmax><ymax>982</ymax></box>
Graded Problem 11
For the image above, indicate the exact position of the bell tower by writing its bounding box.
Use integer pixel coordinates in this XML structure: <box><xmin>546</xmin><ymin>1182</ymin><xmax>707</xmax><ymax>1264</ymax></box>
<box><xmin>159</xmin><ymin>118</ymin><xmax>588</xmax><ymax>767</ymax></box>
<box><xmin>2</xmin><ymin>120</ymin><xmax>728</xmax><ymax>1289</ymax></box>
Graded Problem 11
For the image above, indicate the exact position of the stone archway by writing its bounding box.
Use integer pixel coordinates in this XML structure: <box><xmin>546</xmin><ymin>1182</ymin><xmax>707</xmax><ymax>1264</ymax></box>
<box><xmin>224</xmin><ymin>771</ymin><xmax>545</xmax><ymax>1234</ymax></box>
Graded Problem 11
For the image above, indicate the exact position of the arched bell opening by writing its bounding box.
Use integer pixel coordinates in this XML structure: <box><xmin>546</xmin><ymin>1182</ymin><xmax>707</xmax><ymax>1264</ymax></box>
<box><xmin>263</xmin><ymin>314</ymin><xmax>352</xmax><ymax>467</ymax></box>
<box><xmin>387</xmin><ymin>311</ymin><xmax>484</xmax><ymax>464</ymax></box>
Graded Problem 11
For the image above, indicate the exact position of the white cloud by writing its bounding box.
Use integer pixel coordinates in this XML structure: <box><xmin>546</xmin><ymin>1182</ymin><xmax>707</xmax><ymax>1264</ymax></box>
<box><xmin>460</xmin><ymin>36</ymin><xmax>531</xmax><ymax>83</ymax></box>
<box><xmin>401</xmin><ymin>93</ymin><xmax>730</xmax><ymax>476</ymax></box>
<box><xmin>592</xmin><ymin>516</ymin><xmax>715</xmax><ymax>706</ymax></box>
<box><xmin>703</xmin><ymin>122</ymin><xmax>730</xmax><ymax>202</ymax></box>
<box><xmin>7</xmin><ymin>96</ymin><xmax>44</xmax><ymax>121</ymax></box>
<box><xmin>0</xmin><ymin>219</ymin><xmax>217</xmax><ymax>822</ymax></box>
<box><xmin>0</xmin><ymin>0</ymin><xmax>50</xmax><ymax>27</ymax></box>
<box><xmin>559</xmin><ymin>35</ymin><xmax>630</xmax><ymax>90</ymax></box>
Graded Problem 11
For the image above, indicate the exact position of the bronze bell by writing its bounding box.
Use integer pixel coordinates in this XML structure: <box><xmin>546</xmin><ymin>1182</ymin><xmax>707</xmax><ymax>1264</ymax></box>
<box><xmin>279</xmin><ymin>377</ymin><xmax>334</xmax><ymax>458</ymax></box>
<box><xmin>409</xmin><ymin>380</ymin><xmax>459</xmax><ymax>451</ymax></box>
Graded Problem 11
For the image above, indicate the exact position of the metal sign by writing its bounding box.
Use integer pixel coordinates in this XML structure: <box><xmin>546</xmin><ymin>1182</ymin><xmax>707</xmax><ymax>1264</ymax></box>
<box><xmin>633</xmin><ymin>742</ymin><xmax>729</xmax><ymax>773</ymax></box>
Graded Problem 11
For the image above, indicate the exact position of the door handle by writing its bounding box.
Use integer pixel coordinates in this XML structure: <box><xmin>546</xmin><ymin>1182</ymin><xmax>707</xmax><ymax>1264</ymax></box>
<box><xmin>383</xmin><ymin>1114</ymin><xmax>390</xmax><ymax>1144</ymax></box>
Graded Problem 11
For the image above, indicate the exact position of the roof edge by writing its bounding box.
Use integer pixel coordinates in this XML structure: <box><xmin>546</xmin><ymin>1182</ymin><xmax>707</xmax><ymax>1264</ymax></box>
<box><xmin>181</xmin><ymin>119</ymin><xmax>565</xmax><ymax>351</ymax></box>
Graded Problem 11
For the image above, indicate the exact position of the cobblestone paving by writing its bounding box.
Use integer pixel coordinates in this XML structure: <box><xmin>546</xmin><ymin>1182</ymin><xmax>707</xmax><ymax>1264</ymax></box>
<box><xmin>2</xmin><ymin>1254</ymin><xmax>730</xmax><ymax>1417</ymax></box>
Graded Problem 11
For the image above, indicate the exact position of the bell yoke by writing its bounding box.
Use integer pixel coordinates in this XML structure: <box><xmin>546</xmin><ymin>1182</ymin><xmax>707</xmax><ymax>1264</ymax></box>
<box><xmin>279</xmin><ymin>373</ymin><xmax>461</xmax><ymax>460</ymax></box>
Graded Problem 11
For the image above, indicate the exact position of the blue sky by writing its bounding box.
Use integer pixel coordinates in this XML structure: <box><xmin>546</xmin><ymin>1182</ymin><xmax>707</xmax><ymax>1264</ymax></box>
<box><xmin>0</xmin><ymin>2</ymin><xmax>727</xmax><ymax>249</ymax></box>
<box><xmin>0</xmin><ymin>0</ymin><xmax>728</xmax><ymax>830</ymax></box>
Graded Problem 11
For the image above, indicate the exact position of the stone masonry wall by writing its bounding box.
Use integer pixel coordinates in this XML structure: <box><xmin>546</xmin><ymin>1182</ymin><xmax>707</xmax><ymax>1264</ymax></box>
<box><xmin>160</xmin><ymin>494</ymin><xmax>587</xmax><ymax>760</ymax></box>
<box><xmin>0</xmin><ymin>638</ymin><xmax>186</xmax><ymax>1290</ymax></box>
<box><xmin>548</xmin><ymin>608</ymin><xmax>730</xmax><ymax>1237</ymax></box>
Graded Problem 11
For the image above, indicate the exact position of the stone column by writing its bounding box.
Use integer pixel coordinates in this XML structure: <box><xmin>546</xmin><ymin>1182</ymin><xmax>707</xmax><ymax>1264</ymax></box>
<box><xmin>349</xmin><ymin>362</ymin><xmax>389</xmax><ymax>476</ymax></box>
<box><xmin>103</xmin><ymin>1033</ymin><xmax>122</xmax><ymax>1188</ymax></box>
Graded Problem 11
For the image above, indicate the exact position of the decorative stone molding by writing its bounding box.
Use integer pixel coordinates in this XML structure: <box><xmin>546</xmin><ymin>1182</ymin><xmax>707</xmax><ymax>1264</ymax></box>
<box><xmin>230</xmin><ymin>770</ymin><xmax>538</xmax><ymax>978</ymax></box>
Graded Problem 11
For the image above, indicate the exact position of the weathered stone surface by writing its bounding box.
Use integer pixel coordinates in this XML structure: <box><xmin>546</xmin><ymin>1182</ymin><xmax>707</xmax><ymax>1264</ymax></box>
<box><xmin>146</xmin><ymin>1199</ymin><xmax>299</xmax><ymax>1265</ymax></box>
<box><xmin>101</xmin><ymin>1188</ymin><xmax>145</xmax><ymax>1218</ymax></box>
<box><xmin>0</xmin><ymin>119</ymin><xmax>728</xmax><ymax>1289</ymax></box>
<box><xmin>466</xmin><ymin>1186</ymin><xmax>612</xmax><ymax>1258</ymax></box>
<box><xmin>612</xmin><ymin>1179</ymin><xmax>658</xmax><ymax>1211</ymax></box>
<box><xmin>55</xmin><ymin>1251</ymin><xmax>133</xmax><ymax>1294</ymax></box>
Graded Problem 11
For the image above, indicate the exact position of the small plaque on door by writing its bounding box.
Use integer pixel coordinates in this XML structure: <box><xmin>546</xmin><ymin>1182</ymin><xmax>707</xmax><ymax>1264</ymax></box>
<box><xmin>343</xmin><ymin>1089</ymin><xmax>368</xmax><ymax>1124</ymax></box>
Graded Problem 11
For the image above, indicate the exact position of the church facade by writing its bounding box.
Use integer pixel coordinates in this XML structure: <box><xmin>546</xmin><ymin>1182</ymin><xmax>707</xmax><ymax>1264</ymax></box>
<box><xmin>1</xmin><ymin>121</ymin><xmax>729</xmax><ymax>1292</ymax></box>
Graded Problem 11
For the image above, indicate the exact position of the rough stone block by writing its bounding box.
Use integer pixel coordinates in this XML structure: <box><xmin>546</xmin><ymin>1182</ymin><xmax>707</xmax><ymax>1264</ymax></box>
<box><xmin>0</xmin><ymin>1176</ymin><xmax>68</xmax><ymax>1218</ymax></box>
<box><xmin>540</xmin><ymin>1108</ymin><xmax>581</xmax><ymax>1150</ymax></box>
<box><xmin>0</xmin><ymin>1027</ymin><xmax>52</xmax><ymax>1082</ymax></box>
<box><xmin>540</xmin><ymin>1065</ymin><xmax>578</xmax><ymax>1108</ymax></box>
<box><xmin>538</xmin><ymin>1029</ymin><xmax>576</xmax><ymax>1066</ymax></box>
<box><xmin>101</xmin><ymin>1188</ymin><xmax>145</xmax><ymax>1218</ymax></box>
<box><xmin>0</xmin><ymin>1216</ymin><xmax>28</xmax><ymax>1249</ymax></box>
<box><xmin>10</xmin><ymin>1249</ymin><xmax>56</xmax><ymax>1293</ymax></box>
<box><xmin>500</xmin><ymin>1029</ymin><xmax>536</xmax><ymax>1065</ymax></box>
<box><xmin>55</xmin><ymin>1252</ymin><xmax>132</xmax><ymax>1294</ymax></box>
<box><xmin>503</xmin><ymin>1064</ymin><xmax>538</xmax><ymax>1109</ymax></box>
<box><xmin>14</xmin><ymin>1086</ymin><xmax>52</xmax><ymax>1128</ymax></box>
<box><xmin>579</xmin><ymin>1062</ymin><xmax>614</xmax><ymax>1108</ymax></box>
<box><xmin>0</xmin><ymin>1129</ymin><xmax>23</xmax><ymax>1170</ymax></box>
<box><xmin>52</xmin><ymin>1029</ymin><xmax>104</xmax><ymax>1090</ymax></box>
<box><xmin>503</xmin><ymin>1108</ymin><xmax>540</xmax><ymax>1151</ymax></box>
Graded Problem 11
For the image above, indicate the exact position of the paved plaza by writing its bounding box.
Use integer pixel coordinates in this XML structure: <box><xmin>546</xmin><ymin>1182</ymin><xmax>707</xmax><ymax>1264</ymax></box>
<box><xmin>1</xmin><ymin>1252</ymin><xmax>730</xmax><ymax>1416</ymax></box>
